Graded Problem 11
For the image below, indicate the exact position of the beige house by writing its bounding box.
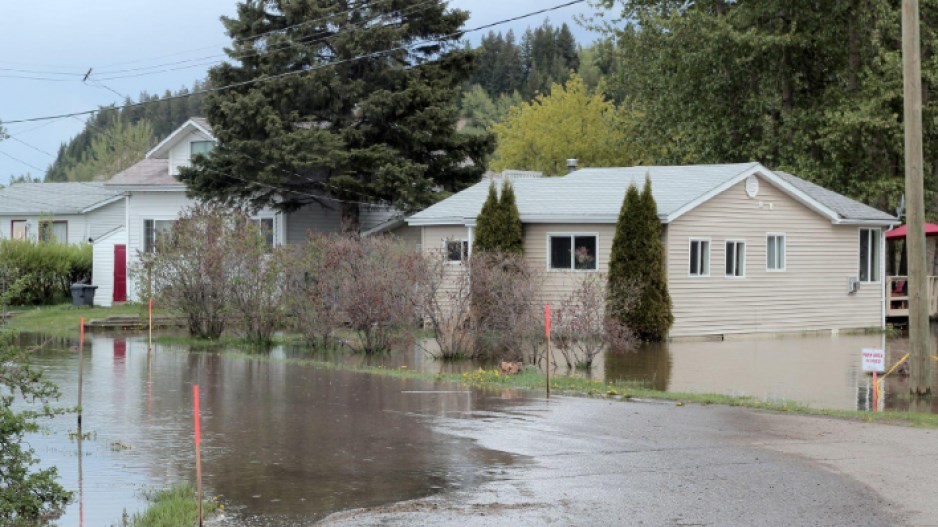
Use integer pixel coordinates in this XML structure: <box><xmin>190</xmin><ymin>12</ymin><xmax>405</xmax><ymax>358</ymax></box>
<box><xmin>406</xmin><ymin>162</ymin><xmax>896</xmax><ymax>339</ymax></box>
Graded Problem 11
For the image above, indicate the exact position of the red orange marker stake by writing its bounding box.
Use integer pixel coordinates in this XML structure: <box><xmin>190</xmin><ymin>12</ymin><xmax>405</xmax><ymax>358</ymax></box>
<box><xmin>194</xmin><ymin>384</ymin><xmax>203</xmax><ymax>527</ymax></box>
<box><xmin>545</xmin><ymin>305</ymin><xmax>551</xmax><ymax>399</ymax></box>
<box><xmin>78</xmin><ymin>316</ymin><xmax>84</xmax><ymax>429</ymax></box>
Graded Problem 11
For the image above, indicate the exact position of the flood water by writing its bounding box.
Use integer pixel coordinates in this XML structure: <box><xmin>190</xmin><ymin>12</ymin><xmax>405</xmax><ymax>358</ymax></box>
<box><xmin>16</xmin><ymin>325</ymin><xmax>938</xmax><ymax>525</ymax></box>
<box><xmin>18</xmin><ymin>334</ymin><xmax>526</xmax><ymax>526</ymax></box>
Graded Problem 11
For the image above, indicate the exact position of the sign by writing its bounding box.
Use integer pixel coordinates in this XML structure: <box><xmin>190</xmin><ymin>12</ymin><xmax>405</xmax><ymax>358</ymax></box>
<box><xmin>861</xmin><ymin>348</ymin><xmax>886</xmax><ymax>373</ymax></box>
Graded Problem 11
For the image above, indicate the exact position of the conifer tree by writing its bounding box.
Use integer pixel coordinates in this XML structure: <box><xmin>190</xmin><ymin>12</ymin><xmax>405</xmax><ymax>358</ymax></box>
<box><xmin>473</xmin><ymin>179</ymin><xmax>523</xmax><ymax>254</ymax></box>
<box><xmin>473</xmin><ymin>181</ymin><xmax>501</xmax><ymax>253</ymax></box>
<box><xmin>607</xmin><ymin>177</ymin><xmax>673</xmax><ymax>341</ymax></box>
<box><xmin>498</xmin><ymin>180</ymin><xmax>523</xmax><ymax>254</ymax></box>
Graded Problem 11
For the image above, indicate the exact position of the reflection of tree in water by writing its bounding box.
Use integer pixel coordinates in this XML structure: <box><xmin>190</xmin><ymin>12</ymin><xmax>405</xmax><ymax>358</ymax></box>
<box><xmin>603</xmin><ymin>342</ymin><xmax>672</xmax><ymax>391</ymax></box>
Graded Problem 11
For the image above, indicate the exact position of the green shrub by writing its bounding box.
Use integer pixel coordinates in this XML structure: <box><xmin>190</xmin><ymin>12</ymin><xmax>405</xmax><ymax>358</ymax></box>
<box><xmin>0</xmin><ymin>240</ymin><xmax>92</xmax><ymax>305</ymax></box>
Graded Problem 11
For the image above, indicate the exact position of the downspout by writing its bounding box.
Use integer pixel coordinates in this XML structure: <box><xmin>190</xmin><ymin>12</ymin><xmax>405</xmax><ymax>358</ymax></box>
<box><xmin>124</xmin><ymin>193</ymin><xmax>131</xmax><ymax>300</ymax></box>
<box><xmin>881</xmin><ymin>223</ymin><xmax>894</xmax><ymax>330</ymax></box>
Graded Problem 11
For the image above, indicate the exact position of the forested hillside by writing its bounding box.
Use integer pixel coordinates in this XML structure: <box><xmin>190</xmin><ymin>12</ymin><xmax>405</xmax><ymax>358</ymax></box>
<box><xmin>44</xmin><ymin>82</ymin><xmax>208</xmax><ymax>182</ymax></box>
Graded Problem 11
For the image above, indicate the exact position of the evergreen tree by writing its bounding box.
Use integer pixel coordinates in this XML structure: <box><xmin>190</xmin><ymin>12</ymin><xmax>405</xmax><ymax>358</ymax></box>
<box><xmin>180</xmin><ymin>0</ymin><xmax>491</xmax><ymax>232</ymax></box>
<box><xmin>607</xmin><ymin>177</ymin><xmax>673</xmax><ymax>341</ymax></box>
<box><xmin>497</xmin><ymin>180</ymin><xmax>523</xmax><ymax>254</ymax></box>
<box><xmin>473</xmin><ymin>181</ymin><xmax>501</xmax><ymax>253</ymax></box>
<box><xmin>473</xmin><ymin>179</ymin><xmax>523</xmax><ymax>254</ymax></box>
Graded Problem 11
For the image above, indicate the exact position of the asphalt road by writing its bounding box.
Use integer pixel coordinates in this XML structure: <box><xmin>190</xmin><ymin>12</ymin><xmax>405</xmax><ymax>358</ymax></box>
<box><xmin>321</xmin><ymin>396</ymin><xmax>938</xmax><ymax>526</ymax></box>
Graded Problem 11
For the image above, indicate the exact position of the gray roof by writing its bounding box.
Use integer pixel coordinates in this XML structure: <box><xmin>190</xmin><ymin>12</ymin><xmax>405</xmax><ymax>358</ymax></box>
<box><xmin>190</xmin><ymin>117</ymin><xmax>211</xmax><ymax>131</ymax></box>
<box><xmin>408</xmin><ymin>162</ymin><xmax>896</xmax><ymax>226</ymax></box>
<box><xmin>106</xmin><ymin>158</ymin><xmax>178</xmax><ymax>187</ymax></box>
<box><xmin>773</xmin><ymin>170</ymin><xmax>895</xmax><ymax>221</ymax></box>
<box><xmin>0</xmin><ymin>182</ymin><xmax>123</xmax><ymax>215</ymax></box>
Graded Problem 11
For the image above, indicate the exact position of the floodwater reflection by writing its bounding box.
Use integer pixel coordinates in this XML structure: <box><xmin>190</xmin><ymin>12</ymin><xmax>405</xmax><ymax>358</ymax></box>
<box><xmin>18</xmin><ymin>335</ymin><xmax>526</xmax><ymax>526</ymax></box>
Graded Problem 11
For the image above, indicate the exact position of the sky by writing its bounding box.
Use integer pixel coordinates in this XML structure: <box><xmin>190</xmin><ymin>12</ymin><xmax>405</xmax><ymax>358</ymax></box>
<box><xmin>0</xmin><ymin>0</ymin><xmax>606</xmax><ymax>186</ymax></box>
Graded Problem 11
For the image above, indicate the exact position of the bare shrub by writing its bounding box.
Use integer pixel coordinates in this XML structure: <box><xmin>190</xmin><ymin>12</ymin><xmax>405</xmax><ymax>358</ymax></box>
<box><xmin>554</xmin><ymin>274</ymin><xmax>637</xmax><ymax>370</ymax></box>
<box><xmin>226</xmin><ymin>218</ymin><xmax>289</xmax><ymax>346</ymax></box>
<box><xmin>415</xmin><ymin>251</ymin><xmax>475</xmax><ymax>360</ymax></box>
<box><xmin>283</xmin><ymin>235</ymin><xmax>344</xmax><ymax>349</ymax></box>
<box><xmin>470</xmin><ymin>252</ymin><xmax>542</xmax><ymax>362</ymax></box>
<box><xmin>138</xmin><ymin>205</ymin><xmax>232</xmax><ymax>339</ymax></box>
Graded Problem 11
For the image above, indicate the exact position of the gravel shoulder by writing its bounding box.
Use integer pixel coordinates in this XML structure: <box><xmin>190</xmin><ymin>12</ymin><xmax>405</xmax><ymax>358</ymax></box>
<box><xmin>321</xmin><ymin>396</ymin><xmax>938</xmax><ymax>526</ymax></box>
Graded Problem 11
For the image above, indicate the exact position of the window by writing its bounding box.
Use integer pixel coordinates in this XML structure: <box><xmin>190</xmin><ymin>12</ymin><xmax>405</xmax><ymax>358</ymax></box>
<box><xmin>143</xmin><ymin>219</ymin><xmax>176</xmax><ymax>253</ymax></box>
<box><xmin>689</xmin><ymin>239</ymin><xmax>710</xmax><ymax>277</ymax></box>
<box><xmin>252</xmin><ymin>218</ymin><xmax>275</xmax><ymax>249</ymax></box>
<box><xmin>725</xmin><ymin>240</ymin><xmax>745</xmax><ymax>278</ymax></box>
<box><xmin>549</xmin><ymin>234</ymin><xmax>597</xmax><ymax>271</ymax></box>
<box><xmin>767</xmin><ymin>234</ymin><xmax>786</xmax><ymax>271</ymax></box>
<box><xmin>445</xmin><ymin>239</ymin><xmax>468</xmax><ymax>263</ymax></box>
<box><xmin>38</xmin><ymin>221</ymin><xmax>67</xmax><ymax>243</ymax></box>
<box><xmin>190</xmin><ymin>141</ymin><xmax>214</xmax><ymax>156</ymax></box>
<box><xmin>859</xmin><ymin>228</ymin><xmax>881</xmax><ymax>282</ymax></box>
<box><xmin>11</xmin><ymin>220</ymin><xmax>28</xmax><ymax>241</ymax></box>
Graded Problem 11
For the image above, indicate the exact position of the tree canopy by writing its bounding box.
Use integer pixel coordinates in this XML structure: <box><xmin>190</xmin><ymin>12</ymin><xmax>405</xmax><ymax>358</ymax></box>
<box><xmin>180</xmin><ymin>0</ymin><xmax>491</xmax><ymax>231</ymax></box>
<box><xmin>491</xmin><ymin>74</ymin><xmax>644</xmax><ymax>175</ymax></box>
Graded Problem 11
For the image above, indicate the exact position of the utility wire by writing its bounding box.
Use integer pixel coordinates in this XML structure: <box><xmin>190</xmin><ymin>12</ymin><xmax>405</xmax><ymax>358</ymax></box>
<box><xmin>0</xmin><ymin>149</ymin><xmax>48</xmax><ymax>173</ymax></box>
<box><xmin>1</xmin><ymin>0</ymin><xmax>585</xmax><ymax>125</ymax></box>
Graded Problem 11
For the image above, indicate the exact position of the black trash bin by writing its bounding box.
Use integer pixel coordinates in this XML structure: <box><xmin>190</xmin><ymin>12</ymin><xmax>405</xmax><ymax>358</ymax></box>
<box><xmin>82</xmin><ymin>285</ymin><xmax>98</xmax><ymax>307</ymax></box>
<box><xmin>70</xmin><ymin>283</ymin><xmax>87</xmax><ymax>307</ymax></box>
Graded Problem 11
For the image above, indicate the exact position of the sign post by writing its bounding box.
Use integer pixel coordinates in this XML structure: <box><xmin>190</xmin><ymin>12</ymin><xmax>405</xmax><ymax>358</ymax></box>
<box><xmin>862</xmin><ymin>348</ymin><xmax>886</xmax><ymax>411</ymax></box>
<box><xmin>545</xmin><ymin>305</ymin><xmax>551</xmax><ymax>399</ymax></box>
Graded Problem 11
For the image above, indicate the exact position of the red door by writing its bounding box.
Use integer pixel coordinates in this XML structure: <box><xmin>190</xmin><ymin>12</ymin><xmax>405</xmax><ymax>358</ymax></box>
<box><xmin>113</xmin><ymin>244</ymin><xmax>127</xmax><ymax>302</ymax></box>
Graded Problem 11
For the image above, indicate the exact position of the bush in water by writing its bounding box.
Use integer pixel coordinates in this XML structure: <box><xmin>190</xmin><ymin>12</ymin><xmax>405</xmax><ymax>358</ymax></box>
<box><xmin>554</xmin><ymin>274</ymin><xmax>636</xmax><ymax>370</ymax></box>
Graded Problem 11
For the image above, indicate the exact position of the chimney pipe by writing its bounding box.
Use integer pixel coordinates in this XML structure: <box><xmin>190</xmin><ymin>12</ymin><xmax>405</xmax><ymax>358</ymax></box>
<box><xmin>566</xmin><ymin>158</ymin><xmax>578</xmax><ymax>174</ymax></box>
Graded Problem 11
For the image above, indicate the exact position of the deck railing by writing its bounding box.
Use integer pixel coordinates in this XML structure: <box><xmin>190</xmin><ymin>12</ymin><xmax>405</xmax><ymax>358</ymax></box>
<box><xmin>886</xmin><ymin>275</ymin><xmax>938</xmax><ymax>318</ymax></box>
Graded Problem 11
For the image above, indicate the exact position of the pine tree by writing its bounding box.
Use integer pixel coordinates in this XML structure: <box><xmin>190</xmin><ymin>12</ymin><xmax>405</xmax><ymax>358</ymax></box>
<box><xmin>473</xmin><ymin>181</ymin><xmax>501</xmax><ymax>253</ymax></box>
<box><xmin>179</xmin><ymin>0</ymin><xmax>491</xmax><ymax>232</ymax></box>
<box><xmin>607</xmin><ymin>177</ymin><xmax>673</xmax><ymax>341</ymax></box>
<box><xmin>498</xmin><ymin>180</ymin><xmax>523</xmax><ymax>254</ymax></box>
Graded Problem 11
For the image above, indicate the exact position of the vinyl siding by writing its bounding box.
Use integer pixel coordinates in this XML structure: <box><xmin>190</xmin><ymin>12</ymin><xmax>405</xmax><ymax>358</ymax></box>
<box><xmin>523</xmin><ymin>223</ymin><xmax>616</xmax><ymax>308</ymax></box>
<box><xmin>666</xmin><ymin>176</ymin><xmax>882</xmax><ymax>337</ymax></box>
<box><xmin>285</xmin><ymin>203</ymin><xmax>342</xmax><ymax>244</ymax></box>
<box><xmin>0</xmin><ymin>208</ymin><xmax>122</xmax><ymax>244</ymax></box>
<box><xmin>167</xmin><ymin>129</ymin><xmax>214</xmax><ymax>176</ymax></box>
<box><xmin>86</xmin><ymin>200</ymin><xmax>126</xmax><ymax>241</ymax></box>
<box><xmin>91</xmin><ymin>227</ymin><xmax>124</xmax><ymax>307</ymax></box>
<box><xmin>125</xmin><ymin>191</ymin><xmax>198</xmax><ymax>301</ymax></box>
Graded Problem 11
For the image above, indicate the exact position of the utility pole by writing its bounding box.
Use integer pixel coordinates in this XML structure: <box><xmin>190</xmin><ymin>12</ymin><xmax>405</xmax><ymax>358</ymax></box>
<box><xmin>901</xmin><ymin>0</ymin><xmax>931</xmax><ymax>395</ymax></box>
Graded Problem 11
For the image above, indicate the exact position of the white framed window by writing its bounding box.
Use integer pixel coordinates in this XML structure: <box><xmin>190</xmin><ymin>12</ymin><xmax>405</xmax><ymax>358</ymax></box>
<box><xmin>725</xmin><ymin>240</ymin><xmax>746</xmax><ymax>278</ymax></box>
<box><xmin>143</xmin><ymin>219</ymin><xmax>176</xmax><ymax>253</ymax></box>
<box><xmin>190</xmin><ymin>140</ymin><xmax>214</xmax><ymax>156</ymax></box>
<box><xmin>251</xmin><ymin>217</ymin><xmax>276</xmax><ymax>249</ymax></box>
<box><xmin>548</xmin><ymin>234</ymin><xmax>598</xmax><ymax>271</ymax></box>
<box><xmin>444</xmin><ymin>239</ymin><xmax>468</xmax><ymax>263</ymax></box>
<box><xmin>39</xmin><ymin>220</ymin><xmax>68</xmax><ymax>243</ymax></box>
<box><xmin>689</xmin><ymin>238</ymin><xmax>710</xmax><ymax>277</ymax></box>
<box><xmin>859</xmin><ymin>228</ymin><xmax>881</xmax><ymax>283</ymax></box>
<box><xmin>766</xmin><ymin>233</ymin><xmax>786</xmax><ymax>271</ymax></box>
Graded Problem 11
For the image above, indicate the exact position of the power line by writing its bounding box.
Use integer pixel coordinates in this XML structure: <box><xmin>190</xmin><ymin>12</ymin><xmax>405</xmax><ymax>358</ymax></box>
<box><xmin>1</xmin><ymin>0</ymin><xmax>585</xmax><ymax>125</ymax></box>
<box><xmin>6</xmin><ymin>136</ymin><xmax>56</xmax><ymax>158</ymax></box>
<box><xmin>0</xmin><ymin>149</ymin><xmax>47</xmax><ymax>173</ymax></box>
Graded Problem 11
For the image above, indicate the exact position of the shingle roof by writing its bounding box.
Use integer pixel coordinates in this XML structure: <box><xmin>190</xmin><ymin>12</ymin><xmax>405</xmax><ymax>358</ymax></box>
<box><xmin>105</xmin><ymin>158</ymin><xmax>178</xmax><ymax>187</ymax></box>
<box><xmin>190</xmin><ymin>117</ymin><xmax>211</xmax><ymax>131</ymax></box>
<box><xmin>773</xmin><ymin>170</ymin><xmax>895</xmax><ymax>221</ymax></box>
<box><xmin>408</xmin><ymin>163</ymin><xmax>896</xmax><ymax>226</ymax></box>
<box><xmin>0</xmin><ymin>182</ymin><xmax>122</xmax><ymax>214</ymax></box>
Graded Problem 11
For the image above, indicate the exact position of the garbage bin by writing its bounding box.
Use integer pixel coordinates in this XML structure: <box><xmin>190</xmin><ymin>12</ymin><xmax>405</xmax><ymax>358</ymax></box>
<box><xmin>70</xmin><ymin>283</ymin><xmax>87</xmax><ymax>307</ymax></box>
<box><xmin>82</xmin><ymin>285</ymin><xmax>98</xmax><ymax>307</ymax></box>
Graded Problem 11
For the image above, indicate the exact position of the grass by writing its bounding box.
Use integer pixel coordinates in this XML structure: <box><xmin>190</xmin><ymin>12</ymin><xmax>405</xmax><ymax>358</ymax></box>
<box><xmin>118</xmin><ymin>484</ymin><xmax>219</xmax><ymax>527</ymax></box>
<box><xmin>3</xmin><ymin>303</ymin><xmax>156</xmax><ymax>339</ymax></box>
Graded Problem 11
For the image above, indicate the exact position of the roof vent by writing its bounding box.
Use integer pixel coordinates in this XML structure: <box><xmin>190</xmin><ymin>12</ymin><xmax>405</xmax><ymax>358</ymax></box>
<box><xmin>566</xmin><ymin>158</ymin><xmax>578</xmax><ymax>174</ymax></box>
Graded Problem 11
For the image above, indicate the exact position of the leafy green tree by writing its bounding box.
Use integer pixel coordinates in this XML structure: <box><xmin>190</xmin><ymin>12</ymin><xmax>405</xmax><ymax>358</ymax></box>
<box><xmin>492</xmin><ymin>74</ymin><xmax>644</xmax><ymax>175</ymax></box>
<box><xmin>607</xmin><ymin>177</ymin><xmax>672</xmax><ymax>341</ymax></box>
<box><xmin>0</xmin><ymin>334</ymin><xmax>71</xmax><ymax>524</ymax></box>
<box><xmin>591</xmin><ymin>0</ymin><xmax>938</xmax><ymax>213</ymax></box>
<box><xmin>180</xmin><ymin>0</ymin><xmax>491</xmax><ymax>232</ymax></box>
<box><xmin>63</xmin><ymin>119</ymin><xmax>154</xmax><ymax>181</ymax></box>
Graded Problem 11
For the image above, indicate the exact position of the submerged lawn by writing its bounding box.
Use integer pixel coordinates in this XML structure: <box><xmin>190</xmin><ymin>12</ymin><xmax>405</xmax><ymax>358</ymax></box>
<box><xmin>118</xmin><ymin>484</ymin><xmax>219</xmax><ymax>527</ymax></box>
<box><xmin>3</xmin><ymin>303</ymin><xmax>156</xmax><ymax>338</ymax></box>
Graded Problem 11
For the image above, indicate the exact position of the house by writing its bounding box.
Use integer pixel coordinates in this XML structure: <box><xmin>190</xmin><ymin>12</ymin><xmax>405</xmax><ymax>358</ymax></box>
<box><xmin>0</xmin><ymin>182</ymin><xmax>124</xmax><ymax>243</ymax></box>
<box><xmin>92</xmin><ymin>118</ymin><xmax>403</xmax><ymax>306</ymax></box>
<box><xmin>406</xmin><ymin>162</ymin><xmax>896</xmax><ymax>339</ymax></box>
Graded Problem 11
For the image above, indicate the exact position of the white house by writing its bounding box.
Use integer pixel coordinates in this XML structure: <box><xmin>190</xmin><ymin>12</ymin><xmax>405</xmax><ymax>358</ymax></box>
<box><xmin>408</xmin><ymin>162</ymin><xmax>897</xmax><ymax>339</ymax></box>
<box><xmin>0</xmin><ymin>182</ymin><xmax>124</xmax><ymax>243</ymax></box>
<box><xmin>92</xmin><ymin>118</ymin><xmax>401</xmax><ymax>306</ymax></box>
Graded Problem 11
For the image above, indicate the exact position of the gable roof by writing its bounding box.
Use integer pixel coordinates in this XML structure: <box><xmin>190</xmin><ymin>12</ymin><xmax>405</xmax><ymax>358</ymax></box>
<box><xmin>145</xmin><ymin>117</ymin><xmax>214</xmax><ymax>159</ymax></box>
<box><xmin>0</xmin><ymin>182</ymin><xmax>123</xmax><ymax>215</ymax></box>
<box><xmin>407</xmin><ymin>162</ymin><xmax>896</xmax><ymax>227</ymax></box>
<box><xmin>105</xmin><ymin>158</ymin><xmax>182</xmax><ymax>188</ymax></box>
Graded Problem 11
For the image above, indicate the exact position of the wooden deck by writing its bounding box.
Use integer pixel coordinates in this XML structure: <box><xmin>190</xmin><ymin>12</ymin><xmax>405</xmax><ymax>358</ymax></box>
<box><xmin>886</xmin><ymin>275</ymin><xmax>938</xmax><ymax>318</ymax></box>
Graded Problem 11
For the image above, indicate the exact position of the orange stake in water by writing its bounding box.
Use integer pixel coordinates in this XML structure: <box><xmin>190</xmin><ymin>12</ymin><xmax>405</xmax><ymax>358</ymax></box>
<box><xmin>78</xmin><ymin>316</ymin><xmax>84</xmax><ymax>429</ymax></box>
<box><xmin>194</xmin><ymin>384</ymin><xmax>203</xmax><ymax>526</ymax></box>
<box><xmin>545</xmin><ymin>305</ymin><xmax>551</xmax><ymax>399</ymax></box>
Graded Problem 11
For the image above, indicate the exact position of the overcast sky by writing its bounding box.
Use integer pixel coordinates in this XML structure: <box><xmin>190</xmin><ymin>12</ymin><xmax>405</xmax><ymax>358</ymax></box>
<box><xmin>0</xmin><ymin>1</ymin><xmax>604</xmax><ymax>185</ymax></box>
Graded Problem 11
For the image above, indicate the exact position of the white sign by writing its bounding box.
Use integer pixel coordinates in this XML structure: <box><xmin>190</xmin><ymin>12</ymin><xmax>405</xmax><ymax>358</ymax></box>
<box><xmin>861</xmin><ymin>348</ymin><xmax>886</xmax><ymax>373</ymax></box>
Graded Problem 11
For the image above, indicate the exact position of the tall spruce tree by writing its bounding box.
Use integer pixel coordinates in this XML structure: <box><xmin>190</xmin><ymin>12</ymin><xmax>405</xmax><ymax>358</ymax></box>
<box><xmin>179</xmin><ymin>0</ymin><xmax>491</xmax><ymax>231</ymax></box>
<box><xmin>473</xmin><ymin>179</ymin><xmax>523</xmax><ymax>254</ymax></box>
<box><xmin>607</xmin><ymin>177</ymin><xmax>672</xmax><ymax>341</ymax></box>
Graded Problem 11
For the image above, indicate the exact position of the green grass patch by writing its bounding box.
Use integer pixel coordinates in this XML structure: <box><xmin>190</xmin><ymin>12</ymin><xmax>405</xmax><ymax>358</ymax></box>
<box><xmin>3</xmin><ymin>303</ymin><xmax>157</xmax><ymax>339</ymax></box>
<box><xmin>118</xmin><ymin>484</ymin><xmax>219</xmax><ymax>527</ymax></box>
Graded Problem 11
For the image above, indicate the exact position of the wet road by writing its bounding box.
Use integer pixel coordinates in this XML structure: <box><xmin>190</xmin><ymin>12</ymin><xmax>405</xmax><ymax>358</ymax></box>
<box><xmin>323</xmin><ymin>396</ymin><xmax>938</xmax><ymax>526</ymax></box>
